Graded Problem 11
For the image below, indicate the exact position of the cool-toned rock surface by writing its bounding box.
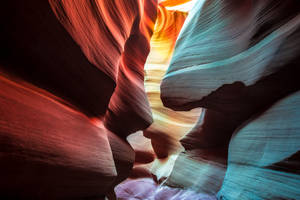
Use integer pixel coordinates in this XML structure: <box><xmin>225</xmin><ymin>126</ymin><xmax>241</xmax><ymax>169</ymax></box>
<box><xmin>161</xmin><ymin>0</ymin><xmax>300</xmax><ymax>111</ymax></box>
<box><xmin>0</xmin><ymin>73</ymin><xmax>116</xmax><ymax>199</ymax></box>
<box><xmin>165</xmin><ymin>149</ymin><xmax>227</xmax><ymax>195</ymax></box>
<box><xmin>218</xmin><ymin>91</ymin><xmax>300</xmax><ymax>200</ymax></box>
<box><xmin>160</xmin><ymin>0</ymin><xmax>300</xmax><ymax>199</ymax></box>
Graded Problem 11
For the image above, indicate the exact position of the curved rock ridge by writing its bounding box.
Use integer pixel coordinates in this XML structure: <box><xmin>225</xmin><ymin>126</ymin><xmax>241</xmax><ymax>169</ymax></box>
<box><xmin>180</xmin><ymin>57</ymin><xmax>300</xmax><ymax>150</ymax></box>
<box><xmin>0</xmin><ymin>73</ymin><xmax>117</xmax><ymax>199</ymax></box>
<box><xmin>49</xmin><ymin>0</ymin><xmax>158</xmax><ymax>137</ymax></box>
<box><xmin>49</xmin><ymin>0</ymin><xmax>157</xmax><ymax>82</ymax></box>
<box><xmin>1</xmin><ymin>0</ymin><xmax>157</xmax><ymax>137</ymax></box>
<box><xmin>161</xmin><ymin>0</ymin><xmax>300</xmax><ymax>110</ymax></box>
<box><xmin>160</xmin><ymin>0</ymin><xmax>300</xmax><ymax>199</ymax></box>
<box><xmin>144</xmin><ymin>4</ymin><xmax>201</xmax><ymax>159</ymax></box>
<box><xmin>1</xmin><ymin>0</ymin><xmax>157</xmax><ymax>198</ymax></box>
<box><xmin>218</xmin><ymin>91</ymin><xmax>300</xmax><ymax>200</ymax></box>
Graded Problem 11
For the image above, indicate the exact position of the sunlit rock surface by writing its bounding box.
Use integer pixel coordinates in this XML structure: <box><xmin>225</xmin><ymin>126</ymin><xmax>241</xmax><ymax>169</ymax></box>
<box><xmin>128</xmin><ymin>131</ymin><xmax>155</xmax><ymax>164</ymax></box>
<box><xmin>49</xmin><ymin>0</ymin><xmax>157</xmax><ymax>137</ymax></box>
<box><xmin>165</xmin><ymin>149</ymin><xmax>227</xmax><ymax>195</ymax></box>
<box><xmin>144</xmin><ymin>2</ymin><xmax>201</xmax><ymax>159</ymax></box>
<box><xmin>1</xmin><ymin>0</ymin><xmax>157</xmax><ymax>138</ymax></box>
<box><xmin>1</xmin><ymin>0</ymin><xmax>300</xmax><ymax>199</ymax></box>
<box><xmin>127</xmin><ymin>131</ymin><xmax>156</xmax><ymax>180</ymax></box>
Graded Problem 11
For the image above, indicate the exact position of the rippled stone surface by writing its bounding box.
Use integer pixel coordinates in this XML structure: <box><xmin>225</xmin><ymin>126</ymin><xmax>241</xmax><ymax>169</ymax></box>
<box><xmin>49</xmin><ymin>0</ymin><xmax>158</xmax><ymax>137</ymax></box>
<box><xmin>1</xmin><ymin>0</ymin><xmax>157</xmax><ymax>138</ymax></box>
<box><xmin>218</xmin><ymin>91</ymin><xmax>300</xmax><ymax>200</ymax></box>
<box><xmin>0</xmin><ymin>74</ymin><xmax>116</xmax><ymax>199</ymax></box>
<box><xmin>161</xmin><ymin>0</ymin><xmax>300</xmax><ymax>111</ymax></box>
<box><xmin>144</xmin><ymin>2</ymin><xmax>201</xmax><ymax>159</ymax></box>
<box><xmin>0</xmin><ymin>0</ymin><xmax>157</xmax><ymax>198</ymax></box>
<box><xmin>1</xmin><ymin>0</ymin><xmax>300</xmax><ymax>199</ymax></box>
<box><xmin>160</xmin><ymin>0</ymin><xmax>300</xmax><ymax>199</ymax></box>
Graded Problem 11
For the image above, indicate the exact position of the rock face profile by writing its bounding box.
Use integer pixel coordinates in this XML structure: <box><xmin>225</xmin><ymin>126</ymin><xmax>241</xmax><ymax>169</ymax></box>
<box><xmin>1</xmin><ymin>0</ymin><xmax>300</xmax><ymax>199</ymax></box>
<box><xmin>1</xmin><ymin>0</ymin><xmax>157</xmax><ymax>199</ymax></box>
<box><xmin>160</xmin><ymin>0</ymin><xmax>300</xmax><ymax>199</ymax></box>
<box><xmin>161</xmin><ymin>0</ymin><xmax>300</xmax><ymax>111</ymax></box>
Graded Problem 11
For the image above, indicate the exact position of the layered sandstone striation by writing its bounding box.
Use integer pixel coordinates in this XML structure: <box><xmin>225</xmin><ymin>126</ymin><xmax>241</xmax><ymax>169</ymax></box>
<box><xmin>161</xmin><ymin>0</ymin><xmax>300</xmax><ymax>199</ymax></box>
<box><xmin>0</xmin><ymin>0</ymin><xmax>157</xmax><ymax>199</ymax></box>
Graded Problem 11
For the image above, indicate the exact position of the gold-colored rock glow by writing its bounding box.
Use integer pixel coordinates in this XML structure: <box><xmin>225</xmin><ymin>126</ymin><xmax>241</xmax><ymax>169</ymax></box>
<box><xmin>144</xmin><ymin>2</ymin><xmax>201</xmax><ymax>159</ymax></box>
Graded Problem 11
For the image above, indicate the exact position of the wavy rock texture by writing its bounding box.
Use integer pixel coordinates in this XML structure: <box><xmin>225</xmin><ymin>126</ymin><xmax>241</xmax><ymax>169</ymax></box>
<box><xmin>144</xmin><ymin>3</ymin><xmax>201</xmax><ymax>159</ymax></box>
<box><xmin>1</xmin><ymin>0</ymin><xmax>157</xmax><ymax>138</ymax></box>
<box><xmin>0</xmin><ymin>74</ymin><xmax>116</xmax><ymax>199</ymax></box>
<box><xmin>218</xmin><ymin>91</ymin><xmax>300</xmax><ymax>200</ymax></box>
<box><xmin>161</xmin><ymin>0</ymin><xmax>300</xmax><ymax>199</ymax></box>
<box><xmin>49</xmin><ymin>0</ymin><xmax>158</xmax><ymax>137</ymax></box>
<box><xmin>1</xmin><ymin>0</ymin><xmax>300</xmax><ymax>199</ymax></box>
<box><xmin>161</xmin><ymin>0</ymin><xmax>300</xmax><ymax>110</ymax></box>
<box><xmin>0</xmin><ymin>0</ymin><xmax>157</xmax><ymax>199</ymax></box>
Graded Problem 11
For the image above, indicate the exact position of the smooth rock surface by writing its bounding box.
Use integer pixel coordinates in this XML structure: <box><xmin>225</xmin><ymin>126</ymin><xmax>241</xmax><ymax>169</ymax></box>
<box><xmin>49</xmin><ymin>0</ymin><xmax>157</xmax><ymax>137</ymax></box>
<box><xmin>161</xmin><ymin>0</ymin><xmax>300</xmax><ymax>111</ymax></box>
<box><xmin>0</xmin><ymin>73</ymin><xmax>117</xmax><ymax>199</ymax></box>
<box><xmin>144</xmin><ymin>3</ymin><xmax>201</xmax><ymax>158</ymax></box>
<box><xmin>160</xmin><ymin>1</ymin><xmax>300</xmax><ymax>199</ymax></box>
<box><xmin>1</xmin><ymin>0</ymin><xmax>157</xmax><ymax>138</ymax></box>
<box><xmin>218</xmin><ymin>91</ymin><xmax>300</xmax><ymax>200</ymax></box>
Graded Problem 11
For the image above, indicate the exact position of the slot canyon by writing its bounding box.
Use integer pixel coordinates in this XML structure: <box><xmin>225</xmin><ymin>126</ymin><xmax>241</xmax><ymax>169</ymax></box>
<box><xmin>0</xmin><ymin>0</ymin><xmax>300</xmax><ymax>199</ymax></box>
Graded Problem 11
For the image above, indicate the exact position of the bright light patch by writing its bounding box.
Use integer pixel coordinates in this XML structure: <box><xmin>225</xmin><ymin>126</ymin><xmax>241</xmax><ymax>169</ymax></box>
<box><xmin>165</xmin><ymin>0</ymin><xmax>198</xmax><ymax>12</ymax></box>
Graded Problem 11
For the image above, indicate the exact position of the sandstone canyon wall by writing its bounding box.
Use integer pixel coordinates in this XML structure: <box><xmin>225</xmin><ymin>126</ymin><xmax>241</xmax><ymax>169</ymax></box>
<box><xmin>0</xmin><ymin>0</ymin><xmax>157</xmax><ymax>199</ymax></box>
<box><xmin>1</xmin><ymin>0</ymin><xmax>300</xmax><ymax>199</ymax></box>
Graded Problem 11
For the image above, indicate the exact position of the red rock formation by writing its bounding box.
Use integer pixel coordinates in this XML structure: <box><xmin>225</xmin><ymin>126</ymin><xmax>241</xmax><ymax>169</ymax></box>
<box><xmin>0</xmin><ymin>73</ymin><xmax>116</xmax><ymax>199</ymax></box>
<box><xmin>0</xmin><ymin>0</ymin><xmax>115</xmax><ymax>116</ymax></box>
<box><xmin>0</xmin><ymin>0</ymin><xmax>158</xmax><ymax>198</ymax></box>
<box><xmin>49</xmin><ymin>0</ymin><xmax>158</xmax><ymax>137</ymax></box>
